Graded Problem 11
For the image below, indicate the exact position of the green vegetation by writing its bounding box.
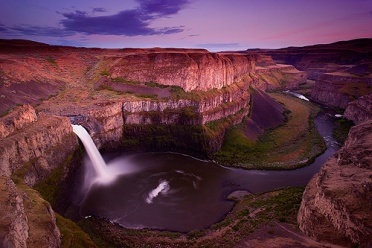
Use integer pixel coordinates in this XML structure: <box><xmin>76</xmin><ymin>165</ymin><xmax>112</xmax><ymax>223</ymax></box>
<box><xmin>333</xmin><ymin>118</ymin><xmax>354</xmax><ymax>144</ymax></box>
<box><xmin>100</xmin><ymin>69</ymin><xmax>110</xmax><ymax>76</ymax></box>
<box><xmin>212</xmin><ymin>93</ymin><xmax>326</xmax><ymax>169</ymax></box>
<box><xmin>134</xmin><ymin>93</ymin><xmax>158</xmax><ymax>99</ymax></box>
<box><xmin>56</xmin><ymin>214</ymin><xmax>97</xmax><ymax>248</ymax></box>
<box><xmin>339</xmin><ymin>82</ymin><xmax>372</xmax><ymax>100</ymax></box>
<box><xmin>122</xmin><ymin>123</ymin><xmax>207</xmax><ymax>155</ymax></box>
<box><xmin>111</xmin><ymin>77</ymin><xmax>140</xmax><ymax>84</ymax></box>
<box><xmin>7</xmin><ymin>177</ymin><xmax>95</xmax><ymax>248</ymax></box>
<box><xmin>46</xmin><ymin>56</ymin><xmax>58</xmax><ymax>67</ymax></box>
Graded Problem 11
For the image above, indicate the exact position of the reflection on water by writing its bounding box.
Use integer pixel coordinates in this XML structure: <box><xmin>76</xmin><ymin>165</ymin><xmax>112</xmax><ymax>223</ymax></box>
<box><xmin>79</xmin><ymin>111</ymin><xmax>340</xmax><ymax>232</ymax></box>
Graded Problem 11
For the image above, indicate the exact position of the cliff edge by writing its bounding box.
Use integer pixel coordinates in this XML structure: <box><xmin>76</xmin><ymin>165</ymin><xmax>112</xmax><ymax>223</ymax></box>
<box><xmin>297</xmin><ymin>119</ymin><xmax>372</xmax><ymax>247</ymax></box>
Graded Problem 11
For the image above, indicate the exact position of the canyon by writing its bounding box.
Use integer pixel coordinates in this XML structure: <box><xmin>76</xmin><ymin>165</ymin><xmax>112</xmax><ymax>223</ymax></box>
<box><xmin>0</xmin><ymin>39</ymin><xmax>371</xmax><ymax>247</ymax></box>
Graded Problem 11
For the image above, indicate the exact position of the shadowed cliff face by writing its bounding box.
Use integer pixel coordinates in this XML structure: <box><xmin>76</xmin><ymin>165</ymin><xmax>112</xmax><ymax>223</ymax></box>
<box><xmin>298</xmin><ymin>120</ymin><xmax>372</xmax><ymax>247</ymax></box>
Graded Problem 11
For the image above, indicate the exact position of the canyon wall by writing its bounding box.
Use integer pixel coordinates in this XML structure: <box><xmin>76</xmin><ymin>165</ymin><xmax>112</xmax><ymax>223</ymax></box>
<box><xmin>298</xmin><ymin>119</ymin><xmax>372</xmax><ymax>247</ymax></box>
<box><xmin>68</xmin><ymin>80</ymin><xmax>251</xmax><ymax>151</ymax></box>
<box><xmin>310</xmin><ymin>73</ymin><xmax>372</xmax><ymax>109</ymax></box>
<box><xmin>254</xmin><ymin>64</ymin><xmax>306</xmax><ymax>91</ymax></box>
<box><xmin>108</xmin><ymin>51</ymin><xmax>255</xmax><ymax>92</ymax></box>
<box><xmin>0</xmin><ymin>105</ymin><xmax>77</xmax><ymax>248</ymax></box>
<box><xmin>0</xmin><ymin>105</ymin><xmax>78</xmax><ymax>187</ymax></box>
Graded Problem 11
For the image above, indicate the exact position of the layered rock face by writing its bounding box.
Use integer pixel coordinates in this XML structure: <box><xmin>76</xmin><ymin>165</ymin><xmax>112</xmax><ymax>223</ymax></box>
<box><xmin>0</xmin><ymin>176</ymin><xmax>61</xmax><ymax>248</ymax></box>
<box><xmin>344</xmin><ymin>93</ymin><xmax>372</xmax><ymax>124</ymax></box>
<box><xmin>254</xmin><ymin>64</ymin><xmax>306</xmax><ymax>91</ymax></box>
<box><xmin>310</xmin><ymin>73</ymin><xmax>372</xmax><ymax>109</ymax></box>
<box><xmin>298</xmin><ymin>120</ymin><xmax>372</xmax><ymax>247</ymax></box>
<box><xmin>68</xmin><ymin>80</ymin><xmax>251</xmax><ymax>150</ymax></box>
<box><xmin>0</xmin><ymin>104</ymin><xmax>37</xmax><ymax>139</ymax></box>
<box><xmin>0</xmin><ymin>105</ymin><xmax>78</xmax><ymax>186</ymax></box>
<box><xmin>109</xmin><ymin>51</ymin><xmax>255</xmax><ymax>92</ymax></box>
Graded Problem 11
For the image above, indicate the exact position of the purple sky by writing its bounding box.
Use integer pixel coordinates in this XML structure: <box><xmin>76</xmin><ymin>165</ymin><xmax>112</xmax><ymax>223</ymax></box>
<box><xmin>0</xmin><ymin>0</ymin><xmax>371</xmax><ymax>51</ymax></box>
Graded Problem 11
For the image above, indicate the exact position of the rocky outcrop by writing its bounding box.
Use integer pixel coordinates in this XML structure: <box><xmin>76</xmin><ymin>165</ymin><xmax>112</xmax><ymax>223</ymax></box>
<box><xmin>0</xmin><ymin>176</ymin><xmax>61</xmax><ymax>248</ymax></box>
<box><xmin>0</xmin><ymin>176</ymin><xmax>29</xmax><ymax>248</ymax></box>
<box><xmin>0</xmin><ymin>106</ymin><xmax>78</xmax><ymax>186</ymax></box>
<box><xmin>344</xmin><ymin>93</ymin><xmax>372</xmax><ymax>124</ymax></box>
<box><xmin>254</xmin><ymin>64</ymin><xmax>306</xmax><ymax>91</ymax></box>
<box><xmin>298</xmin><ymin>120</ymin><xmax>372</xmax><ymax>247</ymax></box>
<box><xmin>0</xmin><ymin>104</ymin><xmax>37</xmax><ymax>139</ymax></box>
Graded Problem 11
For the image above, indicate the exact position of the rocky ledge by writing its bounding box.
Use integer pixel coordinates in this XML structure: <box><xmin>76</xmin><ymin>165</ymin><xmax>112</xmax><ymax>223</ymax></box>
<box><xmin>0</xmin><ymin>105</ymin><xmax>77</xmax><ymax>186</ymax></box>
<box><xmin>298</xmin><ymin>119</ymin><xmax>372</xmax><ymax>247</ymax></box>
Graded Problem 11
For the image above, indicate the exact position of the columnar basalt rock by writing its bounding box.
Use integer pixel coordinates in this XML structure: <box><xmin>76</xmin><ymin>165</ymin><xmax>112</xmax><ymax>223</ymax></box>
<box><xmin>109</xmin><ymin>51</ymin><xmax>255</xmax><ymax>92</ymax></box>
<box><xmin>298</xmin><ymin>120</ymin><xmax>372</xmax><ymax>247</ymax></box>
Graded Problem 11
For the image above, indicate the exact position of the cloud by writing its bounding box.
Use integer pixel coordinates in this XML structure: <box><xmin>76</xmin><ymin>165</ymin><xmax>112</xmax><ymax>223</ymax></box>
<box><xmin>196</xmin><ymin>43</ymin><xmax>242</xmax><ymax>51</ymax></box>
<box><xmin>197</xmin><ymin>43</ymin><xmax>240</xmax><ymax>48</ymax></box>
<box><xmin>59</xmin><ymin>0</ymin><xmax>190</xmax><ymax>36</ymax></box>
<box><xmin>92</xmin><ymin>8</ymin><xmax>107</xmax><ymax>13</ymax></box>
<box><xmin>4</xmin><ymin>0</ymin><xmax>190</xmax><ymax>37</ymax></box>
<box><xmin>0</xmin><ymin>23</ymin><xmax>8</xmax><ymax>32</ymax></box>
<box><xmin>5</xmin><ymin>25</ymin><xmax>75</xmax><ymax>37</ymax></box>
<box><xmin>138</xmin><ymin>0</ymin><xmax>190</xmax><ymax>16</ymax></box>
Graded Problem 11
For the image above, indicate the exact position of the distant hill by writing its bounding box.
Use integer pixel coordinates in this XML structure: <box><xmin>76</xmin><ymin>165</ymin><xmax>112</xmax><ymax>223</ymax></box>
<box><xmin>246</xmin><ymin>38</ymin><xmax>372</xmax><ymax>70</ymax></box>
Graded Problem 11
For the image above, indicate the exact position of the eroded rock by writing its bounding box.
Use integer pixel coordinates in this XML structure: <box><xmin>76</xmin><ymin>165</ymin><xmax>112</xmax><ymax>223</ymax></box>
<box><xmin>298</xmin><ymin>120</ymin><xmax>372</xmax><ymax>247</ymax></box>
<box><xmin>344</xmin><ymin>93</ymin><xmax>372</xmax><ymax>125</ymax></box>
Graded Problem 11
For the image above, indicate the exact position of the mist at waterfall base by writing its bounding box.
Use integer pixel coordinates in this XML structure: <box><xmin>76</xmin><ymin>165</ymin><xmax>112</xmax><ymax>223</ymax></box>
<box><xmin>74</xmin><ymin>111</ymin><xmax>339</xmax><ymax>233</ymax></box>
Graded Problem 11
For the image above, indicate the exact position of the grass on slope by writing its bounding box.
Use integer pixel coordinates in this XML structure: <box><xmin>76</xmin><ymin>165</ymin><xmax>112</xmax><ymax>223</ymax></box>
<box><xmin>213</xmin><ymin>92</ymin><xmax>326</xmax><ymax>170</ymax></box>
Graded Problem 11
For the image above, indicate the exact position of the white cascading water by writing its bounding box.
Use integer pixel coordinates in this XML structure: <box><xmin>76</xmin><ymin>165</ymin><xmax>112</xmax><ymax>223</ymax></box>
<box><xmin>72</xmin><ymin>124</ymin><xmax>115</xmax><ymax>183</ymax></box>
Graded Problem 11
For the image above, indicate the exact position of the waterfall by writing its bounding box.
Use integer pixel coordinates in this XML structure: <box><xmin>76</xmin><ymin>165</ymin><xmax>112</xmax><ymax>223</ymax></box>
<box><xmin>72</xmin><ymin>124</ymin><xmax>115</xmax><ymax>183</ymax></box>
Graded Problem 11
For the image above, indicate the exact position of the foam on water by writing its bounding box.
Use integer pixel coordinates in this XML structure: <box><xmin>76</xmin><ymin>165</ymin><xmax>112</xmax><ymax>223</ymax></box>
<box><xmin>284</xmin><ymin>90</ymin><xmax>310</xmax><ymax>101</ymax></box>
<box><xmin>146</xmin><ymin>180</ymin><xmax>170</xmax><ymax>204</ymax></box>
